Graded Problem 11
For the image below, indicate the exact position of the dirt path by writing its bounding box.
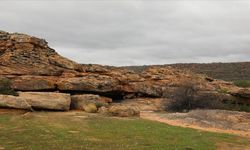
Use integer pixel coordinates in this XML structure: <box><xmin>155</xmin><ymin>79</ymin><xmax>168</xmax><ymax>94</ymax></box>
<box><xmin>140</xmin><ymin>110</ymin><xmax>250</xmax><ymax>137</ymax></box>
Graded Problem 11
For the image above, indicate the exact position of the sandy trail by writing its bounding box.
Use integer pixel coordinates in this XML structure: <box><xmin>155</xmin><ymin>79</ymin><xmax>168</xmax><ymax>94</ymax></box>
<box><xmin>140</xmin><ymin>110</ymin><xmax>250</xmax><ymax>137</ymax></box>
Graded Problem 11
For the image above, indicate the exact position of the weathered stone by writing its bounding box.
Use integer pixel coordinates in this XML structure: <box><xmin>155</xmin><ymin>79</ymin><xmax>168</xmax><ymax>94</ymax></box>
<box><xmin>0</xmin><ymin>92</ymin><xmax>71</xmax><ymax>111</ymax></box>
<box><xmin>18</xmin><ymin>92</ymin><xmax>71</xmax><ymax>110</ymax></box>
<box><xmin>70</xmin><ymin>94</ymin><xmax>112</xmax><ymax>110</ymax></box>
<box><xmin>120</xmin><ymin>98</ymin><xmax>169</xmax><ymax>112</ymax></box>
<box><xmin>230</xmin><ymin>88</ymin><xmax>250</xmax><ymax>98</ymax></box>
<box><xmin>229</xmin><ymin>88</ymin><xmax>250</xmax><ymax>104</ymax></box>
<box><xmin>0</xmin><ymin>94</ymin><xmax>32</xmax><ymax>110</ymax></box>
<box><xmin>108</xmin><ymin>104</ymin><xmax>140</xmax><ymax>117</ymax></box>
<box><xmin>11</xmin><ymin>76</ymin><xmax>56</xmax><ymax>91</ymax></box>
<box><xmin>0</xmin><ymin>32</ymin><xmax>80</xmax><ymax>76</ymax></box>
<box><xmin>57</xmin><ymin>76</ymin><xmax>119</xmax><ymax>92</ymax></box>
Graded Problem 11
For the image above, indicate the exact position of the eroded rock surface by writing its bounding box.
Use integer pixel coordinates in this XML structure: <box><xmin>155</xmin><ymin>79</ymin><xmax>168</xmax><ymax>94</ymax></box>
<box><xmin>108</xmin><ymin>104</ymin><xmax>140</xmax><ymax>117</ymax></box>
<box><xmin>70</xmin><ymin>94</ymin><xmax>112</xmax><ymax>110</ymax></box>
<box><xmin>0</xmin><ymin>31</ymin><xmax>81</xmax><ymax>76</ymax></box>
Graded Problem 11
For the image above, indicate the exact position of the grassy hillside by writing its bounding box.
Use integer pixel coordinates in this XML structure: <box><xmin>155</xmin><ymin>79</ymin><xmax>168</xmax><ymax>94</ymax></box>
<box><xmin>0</xmin><ymin>110</ymin><xmax>249</xmax><ymax>150</ymax></box>
<box><xmin>123</xmin><ymin>62</ymin><xmax>250</xmax><ymax>81</ymax></box>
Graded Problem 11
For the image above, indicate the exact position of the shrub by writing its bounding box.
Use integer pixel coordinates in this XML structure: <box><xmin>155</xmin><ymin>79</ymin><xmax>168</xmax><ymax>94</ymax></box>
<box><xmin>217</xmin><ymin>88</ymin><xmax>229</xmax><ymax>94</ymax></box>
<box><xmin>166</xmin><ymin>81</ymin><xmax>223</xmax><ymax>112</ymax></box>
<box><xmin>0</xmin><ymin>77</ymin><xmax>17</xmax><ymax>96</ymax></box>
<box><xmin>234</xmin><ymin>80</ymin><xmax>250</xmax><ymax>88</ymax></box>
<box><xmin>223</xmin><ymin>101</ymin><xmax>250</xmax><ymax>112</ymax></box>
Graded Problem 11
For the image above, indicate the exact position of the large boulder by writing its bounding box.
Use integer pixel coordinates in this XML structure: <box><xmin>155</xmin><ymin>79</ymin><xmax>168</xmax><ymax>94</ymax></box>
<box><xmin>0</xmin><ymin>94</ymin><xmax>32</xmax><ymax>110</ymax></box>
<box><xmin>83</xmin><ymin>103</ymin><xmax>98</xmax><ymax>113</ymax></box>
<box><xmin>70</xmin><ymin>94</ymin><xmax>112</xmax><ymax>110</ymax></box>
<box><xmin>0</xmin><ymin>92</ymin><xmax>71</xmax><ymax>111</ymax></box>
<box><xmin>18</xmin><ymin>92</ymin><xmax>71</xmax><ymax>110</ymax></box>
<box><xmin>108</xmin><ymin>104</ymin><xmax>140</xmax><ymax>117</ymax></box>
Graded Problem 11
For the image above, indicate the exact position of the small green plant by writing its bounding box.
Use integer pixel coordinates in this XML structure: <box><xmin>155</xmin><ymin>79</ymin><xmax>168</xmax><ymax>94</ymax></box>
<box><xmin>0</xmin><ymin>77</ymin><xmax>17</xmax><ymax>96</ymax></box>
<box><xmin>234</xmin><ymin>80</ymin><xmax>250</xmax><ymax>88</ymax></box>
<box><xmin>218</xmin><ymin>88</ymin><xmax>229</xmax><ymax>94</ymax></box>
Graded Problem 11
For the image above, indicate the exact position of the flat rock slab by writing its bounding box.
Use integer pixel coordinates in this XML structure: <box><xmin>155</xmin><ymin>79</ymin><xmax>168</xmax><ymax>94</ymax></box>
<box><xmin>0</xmin><ymin>95</ymin><xmax>31</xmax><ymax>110</ymax></box>
<box><xmin>141</xmin><ymin>109</ymin><xmax>250</xmax><ymax>137</ymax></box>
<box><xmin>0</xmin><ymin>92</ymin><xmax>71</xmax><ymax>111</ymax></box>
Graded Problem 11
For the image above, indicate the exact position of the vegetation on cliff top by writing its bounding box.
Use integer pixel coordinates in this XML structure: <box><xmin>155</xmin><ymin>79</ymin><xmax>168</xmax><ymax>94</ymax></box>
<box><xmin>234</xmin><ymin>80</ymin><xmax>250</xmax><ymax>88</ymax></box>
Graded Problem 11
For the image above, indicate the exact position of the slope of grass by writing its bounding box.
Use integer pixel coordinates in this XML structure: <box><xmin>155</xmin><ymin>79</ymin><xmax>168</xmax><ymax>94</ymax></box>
<box><xmin>0</xmin><ymin>111</ymin><xmax>249</xmax><ymax>150</ymax></box>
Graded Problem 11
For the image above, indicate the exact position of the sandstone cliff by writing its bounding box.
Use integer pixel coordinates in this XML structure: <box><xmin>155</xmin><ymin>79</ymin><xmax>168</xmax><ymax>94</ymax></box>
<box><xmin>0</xmin><ymin>31</ymin><xmax>249</xmax><ymax>112</ymax></box>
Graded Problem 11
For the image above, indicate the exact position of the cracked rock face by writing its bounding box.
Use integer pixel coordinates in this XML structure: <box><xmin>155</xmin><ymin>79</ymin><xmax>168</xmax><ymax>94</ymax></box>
<box><xmin>0</xmin><ymin>31</ymin><xmax>249</xmax><ymax>111</ymax></box>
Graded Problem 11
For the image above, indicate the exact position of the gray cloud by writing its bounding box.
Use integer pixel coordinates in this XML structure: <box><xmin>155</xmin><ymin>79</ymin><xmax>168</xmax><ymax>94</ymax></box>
<box><xmin>0</xmin><ymin>0</ymin><xmax>250</xmax><ymax>66</ymax></box>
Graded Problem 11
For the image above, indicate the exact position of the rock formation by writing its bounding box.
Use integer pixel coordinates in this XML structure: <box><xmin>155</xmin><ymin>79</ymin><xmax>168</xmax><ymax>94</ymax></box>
<box><xmin>0</xmin><ymin>31</ymin><xmax>249</xmax><ymax>114</ymax></box>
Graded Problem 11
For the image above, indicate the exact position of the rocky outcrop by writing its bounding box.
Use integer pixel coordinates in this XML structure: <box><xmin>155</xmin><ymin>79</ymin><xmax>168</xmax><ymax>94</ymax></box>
<box><xmin>229</xmin><ymin>88</ymin><xmax>250</xmax><ymax>104</ymax></box>
<box><xmin>230</xmin><ymin>88</ymin><xmax>250</xmax><ymax>98</ymax></box>
<box><xmin>0</xmin><ymin>31</ymin><xmax>249</xmax><ymax>112</ymax></box>
<box><xmin>0</xmin><ymin>31</ymin><xmax>81</xmax><ymax>76</ymax></box>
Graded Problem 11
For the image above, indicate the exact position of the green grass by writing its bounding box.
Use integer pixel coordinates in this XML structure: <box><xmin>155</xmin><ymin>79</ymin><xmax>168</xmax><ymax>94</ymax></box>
<box><xmin>234</xmin><ymin>80</ymin><xmax>250</xmax><ymax>88</ymax></box>
<box><xmin>0</xmin><ymin>111</ymin><xmax>249</xmax><ymax>150</ymax></box>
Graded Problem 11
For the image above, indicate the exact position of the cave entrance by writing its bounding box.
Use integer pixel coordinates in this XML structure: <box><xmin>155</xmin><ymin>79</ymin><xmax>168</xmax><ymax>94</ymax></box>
<box><xmin>62</xmin><ymin>90</ymin><xmax>126</xmax><ymax>102</ymax></box>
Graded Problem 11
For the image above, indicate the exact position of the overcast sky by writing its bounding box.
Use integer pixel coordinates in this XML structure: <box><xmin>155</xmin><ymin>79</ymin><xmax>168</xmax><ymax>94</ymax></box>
<box><xmin>1</xmin><ymin>0</ymin><xmax>250</xmax><ymax>66</ymax></box>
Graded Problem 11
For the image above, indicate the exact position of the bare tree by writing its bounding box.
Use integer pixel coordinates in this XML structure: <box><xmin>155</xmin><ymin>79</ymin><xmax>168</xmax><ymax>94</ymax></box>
<box><xmin>166</xmin><ymin>81</ymin><xmax>223</xmax><ymax>112</ymax></box>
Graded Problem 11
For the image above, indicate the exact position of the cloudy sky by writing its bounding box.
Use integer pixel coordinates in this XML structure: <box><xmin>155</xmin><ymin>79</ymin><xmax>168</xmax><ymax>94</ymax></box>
<box><xmin>1</xmin><ymin>0</ymin><xmax>250</xmax><ymax>66</ymax></box>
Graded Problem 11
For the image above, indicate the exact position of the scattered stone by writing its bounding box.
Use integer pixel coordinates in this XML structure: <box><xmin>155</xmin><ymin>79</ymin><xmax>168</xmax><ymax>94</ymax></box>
<box><xmin>97</xmin><ymin>106</ymin><xmax>109</xmax><ymax>114</ymax></box>
<box><xmin>83</xmin><ymin>103</ymin><xmax>97</xmax><ymax>113</ymax></box>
